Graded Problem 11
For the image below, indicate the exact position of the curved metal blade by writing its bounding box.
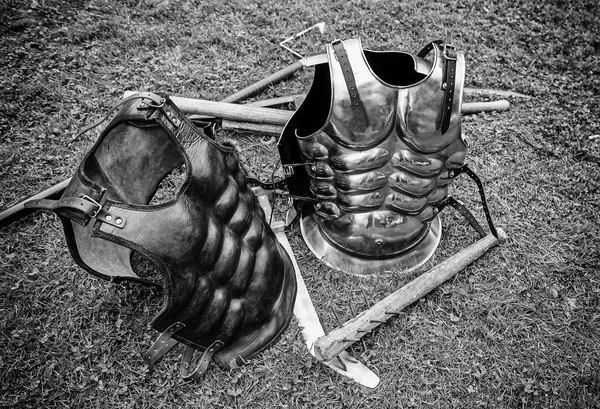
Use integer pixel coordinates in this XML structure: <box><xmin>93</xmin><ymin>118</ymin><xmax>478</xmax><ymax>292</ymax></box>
<box><xmin>275</xmin><ymin>228</ymin><xmax>380</xmax><ymax>388</ymax></box>
<box><xmin>255</xmin><ymin>193</ymin><xmax>379</xmax><ymax>388</ymax></box>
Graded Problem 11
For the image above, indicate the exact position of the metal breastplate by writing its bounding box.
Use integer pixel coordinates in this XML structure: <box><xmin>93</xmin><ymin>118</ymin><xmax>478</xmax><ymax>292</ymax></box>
<box><xmin>278</xmin><ymin>39</ymin><xmax>467</xmax><ymax>275</ymax></box>
<box><xmin>26</xmin><ymin>93</ymin><xmax>297</xmax><ymax>379</ymax></box>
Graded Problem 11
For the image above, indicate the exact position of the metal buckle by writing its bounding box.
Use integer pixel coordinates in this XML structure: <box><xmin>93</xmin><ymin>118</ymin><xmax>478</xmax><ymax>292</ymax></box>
<box><xmin>443</xmin><ymin>43</ymin><xmax>457</xmax><ymax>61</ymax></box>
<box><xmin>147</xmin><ymin>97</ymin><xmax>166</xmax><ymax>109</ymax></box>
<box><xmin>283</xmin><ymin>164</ymin><xmax>294</xmax><ymax>177</ymax></box>
<box><xmin>80</xmin><ymin>195</ymin><xmax>102</xmax><ymax>218</ymax></box>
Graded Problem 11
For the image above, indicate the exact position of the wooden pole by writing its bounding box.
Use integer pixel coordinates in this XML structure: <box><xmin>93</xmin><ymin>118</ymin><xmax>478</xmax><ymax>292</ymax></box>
<box><xmin>221</xmin><ymin>61</ymin><xmax>305</xmax><ymax>103</ymax></box>
<box><xmin>122</xmin><ymin>91</ymin><xmax>292</xmax><ymax>125</ymax></box>
<box><xmin>313</xmin><ymin>228</ymin><xmax>507</xmax><ymax>362</ymax></box>
<box><xmin>461</xmin><ymin>99</ymin><xmax>510</xmax><ymax>114</ymax></box>
<box><xmin>123</xmin><ymin>92</ymin><xmax>510</xmax><ymax>126</ymax></box>
<box><xmin>0</xmin><ymin>178</ymin><xmax>72</xmax><ymax>229</ymax></box>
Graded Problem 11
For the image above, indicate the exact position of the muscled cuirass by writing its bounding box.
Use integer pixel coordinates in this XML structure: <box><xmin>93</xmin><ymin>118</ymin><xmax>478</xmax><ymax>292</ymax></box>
<box><xmin>278</xmin><ymin>39</ymin><xmax>467</xmax><ymax>275</ymax></box>
<box><xmin>26</xmin><ymin>92</ymin><xmax>297</xmax><ymax>379</ymax></box>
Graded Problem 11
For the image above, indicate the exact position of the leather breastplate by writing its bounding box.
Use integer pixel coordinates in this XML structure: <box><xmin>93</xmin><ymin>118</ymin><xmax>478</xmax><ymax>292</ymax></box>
<box><xmin>278</xmin><ymin>39</ymin><xmax>467</xmax><ymax>275</ymax></box>
<box><xmin>26</xmin><ymin>93</ymin><xmax>297</xmax><ymax>378</ymax></box>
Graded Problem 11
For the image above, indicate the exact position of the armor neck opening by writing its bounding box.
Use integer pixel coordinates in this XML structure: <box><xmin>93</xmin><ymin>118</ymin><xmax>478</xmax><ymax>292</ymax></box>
<box><xmin>364</xmin><ymin>51</ymin><xmax>428</xmax><ymax>87</ymax></box>
<box><xmin>83</xmin><ymin>121</ymin><xmax>187</xmax><ymax>206</ymax></box>
<box><xmin>290</xmin><ymin>63</ymin><xmax>331</xmax><ymax>138</ymax></box>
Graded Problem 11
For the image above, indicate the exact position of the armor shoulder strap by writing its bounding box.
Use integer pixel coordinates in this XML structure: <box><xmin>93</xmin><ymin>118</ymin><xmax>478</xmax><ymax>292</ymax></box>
<box><xmin>417</xmin><ymin>41</ymin><xmax>459</xmax><ymax>134</ymax></box>
<box><xmin>331</xmin><ymin>39</ymin><xmax>368</xmax><ymax>128</ymax></box>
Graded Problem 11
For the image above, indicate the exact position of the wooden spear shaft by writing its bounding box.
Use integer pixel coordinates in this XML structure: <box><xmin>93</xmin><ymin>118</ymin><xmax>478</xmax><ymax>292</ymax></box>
<box><xmin>313</xmin><ymin>228</ymin><xmax>507</xmax><ymax>362</ymax></box>
<box><xmin>123</xmin><ymin>92</ymin><xmax>511</xmax><ymax>126</ymax></box>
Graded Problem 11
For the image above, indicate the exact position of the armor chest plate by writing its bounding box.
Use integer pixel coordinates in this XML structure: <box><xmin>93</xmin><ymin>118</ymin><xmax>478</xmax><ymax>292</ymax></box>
<box><xmin>279</xmin><ymin>39</ymin><xmax>467</xmax><ymax>275</ymax></box>
<box><xmin>38</xmin><ymin>94</ymin><xmax>297</xmax><ymax>370</ymax></box>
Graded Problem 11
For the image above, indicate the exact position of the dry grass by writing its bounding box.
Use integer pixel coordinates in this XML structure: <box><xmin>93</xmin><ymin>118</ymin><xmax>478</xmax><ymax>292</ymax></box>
<box><xmin>1</xmin><ymin>0</ymin><xmax>599</xmax><ymax>408</ymax></box>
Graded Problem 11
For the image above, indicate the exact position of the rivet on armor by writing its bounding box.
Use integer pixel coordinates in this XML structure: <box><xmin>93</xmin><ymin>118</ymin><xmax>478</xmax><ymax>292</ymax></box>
<box><xmin>442</xmin><ymin>82</ymin><xmax>447</xmax><ymax>90</ymax></box>
<box><xmin>316</xmin><ymin>203</ymin><xmax>322</xmax><ymax>209</ymax></box>
<box><xmin>105</xmin><ymin>215</ymin><xmax>112</xmax><ymax>221</ymax></box>
<box><xmin>115</xmin><ymin>218</ymin><xmax>123</xmax><ymax>225</ymax></box>
<box><xmin>375</xmin><ymin>239</ymin><xmax>383</xmax><ymax>246</ymax></box>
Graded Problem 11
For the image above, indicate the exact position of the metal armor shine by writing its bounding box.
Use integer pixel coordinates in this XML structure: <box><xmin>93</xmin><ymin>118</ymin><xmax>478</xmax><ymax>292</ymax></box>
<box><xmin>279</xmin><ymin>39</ymin><xmax>467</xmax><ymax>275</ymax></box>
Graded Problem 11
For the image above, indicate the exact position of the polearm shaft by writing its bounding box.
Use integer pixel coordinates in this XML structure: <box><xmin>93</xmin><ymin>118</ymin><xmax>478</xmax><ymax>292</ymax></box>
<box><xmin>124</xmin><ymin>92</ymin><xmax>511</xmax><ymax>126</ymax></box>
<box><xmin>313</xmin><ymin>229</ymin><xmax>507</xmax><ymax>362</ymax></box>
<box><xmin>221</xmin><ymin>61</ymin><xmax>305</xmax><ymax>103</ymax></box>
<box><xmin>0</xmin><ymin>178</ymin><xmax>72</xmax><ymax>229</ymax></box>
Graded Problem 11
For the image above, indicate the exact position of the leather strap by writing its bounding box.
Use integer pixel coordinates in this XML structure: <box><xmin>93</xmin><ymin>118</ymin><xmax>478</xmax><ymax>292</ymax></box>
<box><xmin>440</xmin><ymin>45</ymin><xmax>458</xmax><ymax>134</ymax></box>
<box><xmin>149</xmin><ymin>96</ymin><xmax>234</xmax><ymax>153</ymax></box>
<box><xmin>439</xmin><ymin>196</ymin><xmax>487</xmax><ymax>238</ymax></box>
<box><xmin>143</xmin><ymin>321</ymin><xmax>184</xmax><ymax>365</ymax></box>
<box><xmin>417</xmin><ymin>41</ymin><xmax>457</xmax><ymax>134</ymax></box>
<box><xmin>444</xmin><ymin>165</ymin><xmax>498</xmax><ymax>238</ymax></box>
<box><xmin>331</xmin><ymin>40</ymin><xmax>367</xmax><ymax>128</ymax></box>
<box><xmin>68</xmin><ymin>92</ymin><xmax>165</xmax><ymax>145</ymax></box>
<box><xmin>246</xmin><ymin>176</ymin><xmax>288</xmax><ymax>191</ymax></box>
<box><xmin>180</xmin><ymin>340</ymin><xmax>224</xmax><ymax>382</ymax></box>
<box><xmin>23</xmin><ymin>195</ymin><xmax>126</xmax><ymax>228</ymax></box>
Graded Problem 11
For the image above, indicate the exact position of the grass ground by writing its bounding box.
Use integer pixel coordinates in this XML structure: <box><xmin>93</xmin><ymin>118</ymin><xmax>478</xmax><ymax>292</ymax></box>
<box><xmin>0</xmin><ymin>0</ymin><xmax>599</xmax><ymax>408</ymax></box>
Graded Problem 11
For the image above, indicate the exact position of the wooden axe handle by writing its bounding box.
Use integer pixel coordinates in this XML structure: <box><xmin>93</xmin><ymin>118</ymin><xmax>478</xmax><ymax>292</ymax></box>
<box><xmin>314</xmin><ymin>228</ymin><xmax>507</xmax><ymax>362</ymax></box>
